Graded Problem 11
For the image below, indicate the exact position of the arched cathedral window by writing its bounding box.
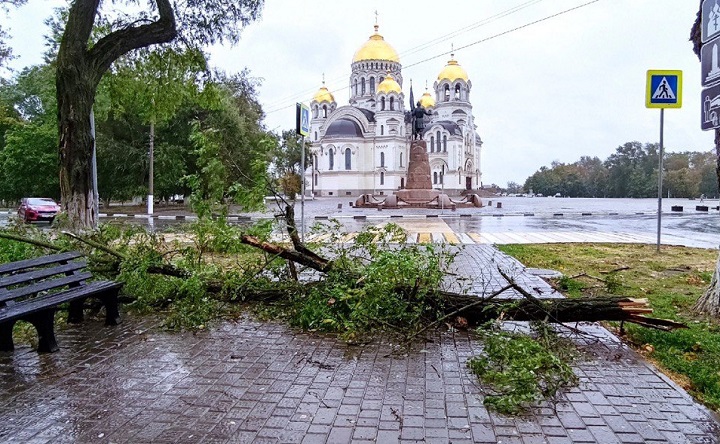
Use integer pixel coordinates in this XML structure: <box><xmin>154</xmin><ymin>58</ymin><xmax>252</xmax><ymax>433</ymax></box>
<box><xmin>380</xmin><ymin>125</ymin><xmax>384</xmax><ymax>135</ymax></box>
<box><xmin>400</xmin><ymin>152</ymin><xmax>403</xmax><ymax>167</ymax></box>
<box><xmin>390</xmin><ymin>97</ymin><xmax>394</xmax><ymax>111</ymax></box>
<box><xmin>329</xmin><ymin>150</ymin><xmax>334</xmax><ymax>170</ymax></box>
<box><xmin>322</xmin><ymin>105</ymin><xmax>327</xmax><ymax>118</ymax></box>
<box><xmin>370</xmin><ymin>77</ymin><xmax>375</xmax><ymax>94</ymax></box>
<box><xmin>381</xmin><ymin>97</ymin><xmax>385</xmax><ymax>110</ymax></box>
<box><xmin>455</xmin><ymin>84</ymin><xmax>461</xmax><ymax>100</ymax></box>
<box><xmin>380</xmin><ymin>172</ymin><xmax>385</xmax><ymax>185</ymax></box>
<box><xmin>430</xmin><ymin>136</ymin><xmax>435</xmax><ymax>153</ymax></box>
<box><xmin>354</xmin><ymin>79</ymin><xmax>358</xmax><ymax>96</ymax></box>
<box><xmin>433</xmin><ymin>172</ymin><xmax>438</xmax><ymax>184</ymax></box>
<box><xmin>443</xmin><ymin>135</ymin><xmax>447</xmax><ymax>152</ymax></box>
<box><xmin>436</xmin><ymin>131</ymin><xmax>441</xmax><ymax>148</ymax></box>
<box><xmin>361</xmin><ymin>78</ymin><xmax>366</xmax><ymax>95</ymax></box>
<box><xmin>380</xmin><ymin>152</ymin><xmax>385</xmax><ymax>167</ymax></box>
<box><xmin>345</xmin><ymin>148</ymin><xmax>352</xmax><ymax>170</ymax></box>
<box><xmin>444</xmin><ymin>85</ymin><xmax>450</xmax><ymax>101</ymax></box>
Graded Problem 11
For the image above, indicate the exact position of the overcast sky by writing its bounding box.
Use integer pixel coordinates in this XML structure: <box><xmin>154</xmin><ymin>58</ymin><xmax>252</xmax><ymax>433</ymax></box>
<box><xmin>4</xmin><ymin>0</ymin><xmax>714</xmax><ymax>187</ymax></box>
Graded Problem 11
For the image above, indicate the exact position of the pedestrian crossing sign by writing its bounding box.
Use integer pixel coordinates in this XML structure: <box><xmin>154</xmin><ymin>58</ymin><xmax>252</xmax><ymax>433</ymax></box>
<box><xmin>646</xmin><ymin>70</ymin><xmax>682</xmax><ymax>108</ymax></box>
<box><xmin>296</xmin><ymin>102</ymin><xmax>311</xmax><ymax>137</ymax></box>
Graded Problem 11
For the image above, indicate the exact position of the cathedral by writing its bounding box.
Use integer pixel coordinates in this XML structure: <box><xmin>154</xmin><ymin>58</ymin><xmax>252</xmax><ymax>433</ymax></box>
<box><xmin>306</xmin><ymin>24</ymin><xmax>483</xmax><ymax>197</ymax></box>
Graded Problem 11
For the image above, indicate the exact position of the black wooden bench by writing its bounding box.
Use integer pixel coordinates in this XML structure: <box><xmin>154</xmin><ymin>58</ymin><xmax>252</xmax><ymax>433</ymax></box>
<box><xmin>0</xmin><ymin>251</ymin><xmax>122</xmax><ymax>353</ymax></box>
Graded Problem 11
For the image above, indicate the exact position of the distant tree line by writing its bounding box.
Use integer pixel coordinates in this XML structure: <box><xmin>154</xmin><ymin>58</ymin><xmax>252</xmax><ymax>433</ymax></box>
<box><xmin>523</xmin><ymin>142</ymin><xmax>718</xmax><ymax>198</ymax></box>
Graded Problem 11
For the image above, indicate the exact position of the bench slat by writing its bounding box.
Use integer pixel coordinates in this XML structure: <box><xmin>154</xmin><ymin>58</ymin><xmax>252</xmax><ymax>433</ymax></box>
<box><xmin>0</xmin><ymin>280</ymin><xmax>122</xmax><ymax>323</ymax></box>
<box><xmin>0</xmin><ymin>261</ymin><xmax>87</xmax><ymax>289</ymax></box>
<box><xmin>0</xmin><ymin>271</ymin><xmax>93</xmax><ymax>303</ymax></box>
<box><xmin>0</xmin><ymin>251</ymin><xmax>84</xmax><ymax>275</ymax></box>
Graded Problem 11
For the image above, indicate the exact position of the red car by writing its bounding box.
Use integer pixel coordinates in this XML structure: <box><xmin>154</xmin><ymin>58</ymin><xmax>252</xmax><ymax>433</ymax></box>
<box><xmin>18</xmin><ymin>198</ymin><xmax>61</xmax><ymax>223</ymax></box>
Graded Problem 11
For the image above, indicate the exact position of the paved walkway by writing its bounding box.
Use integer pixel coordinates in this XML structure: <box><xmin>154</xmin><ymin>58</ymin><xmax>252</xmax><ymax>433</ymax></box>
<box><xmin>1</xmin><ymin>246</ymin><xmax>719</xmax><ymax>443</ymax></box>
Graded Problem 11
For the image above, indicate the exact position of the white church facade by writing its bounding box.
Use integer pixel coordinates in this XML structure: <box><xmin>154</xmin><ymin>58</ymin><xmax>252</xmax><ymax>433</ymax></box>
<box><xmin>306</xmin><ymin>24</ymin><xmax>483</xmax><ymax>197</ymax></box>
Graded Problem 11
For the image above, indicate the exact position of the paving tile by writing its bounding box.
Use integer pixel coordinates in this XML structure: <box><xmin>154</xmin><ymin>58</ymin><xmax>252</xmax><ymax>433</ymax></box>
<box><xmin>615</xmin><ymin>432</ymin><xmax>646</xmax><ymax>443</ymax></box>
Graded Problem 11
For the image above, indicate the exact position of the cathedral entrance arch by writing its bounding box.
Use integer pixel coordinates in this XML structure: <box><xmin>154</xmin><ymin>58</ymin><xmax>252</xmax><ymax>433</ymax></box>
<box><xmin>464</xmin><ymin>159</ymin><xmax>474</xmax><ymax>190</ymax></box>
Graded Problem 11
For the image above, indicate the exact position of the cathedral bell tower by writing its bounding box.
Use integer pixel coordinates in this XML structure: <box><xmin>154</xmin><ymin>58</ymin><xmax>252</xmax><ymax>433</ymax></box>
<box><xmin>350</xmin><ymin>24</ymin><xmax>403</xmax><ymax>111</ymax></box>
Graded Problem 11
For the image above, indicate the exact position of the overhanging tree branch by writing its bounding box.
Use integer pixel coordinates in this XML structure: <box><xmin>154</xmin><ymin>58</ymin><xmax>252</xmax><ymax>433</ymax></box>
<box><xmin>88</xmin><ymin>0</ymin><xmax>177</xmax><ymax>80</ymax></box>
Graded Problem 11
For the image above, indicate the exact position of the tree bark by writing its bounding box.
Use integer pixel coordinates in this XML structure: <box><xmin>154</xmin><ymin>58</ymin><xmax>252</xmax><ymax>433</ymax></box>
<box><xmin>694</xmin><ymin>253</ymin><xmax>720</xmax><ymax>316</ymax></box>
<box><xmin>441</xmin><ymin>294</ymin><xmax>682</xmax><ymax>327</ymax></box>
<box><xmin>239</xmin><ymin>234</ymin><xmax>332</xmax><ymax>272</ymax></box>
<box><xmin>56</xmin><ymin>0</ymin><xmax>177</xmax><ymax>231</ymax></box>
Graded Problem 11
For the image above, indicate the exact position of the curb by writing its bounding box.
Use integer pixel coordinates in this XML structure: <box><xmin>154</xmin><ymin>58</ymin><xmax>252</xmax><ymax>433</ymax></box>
<box><xmin>311</xmin><ymin>210</ymin><xmax>719</xmax><ymax>220</ymax></box>
<box><xmin>1</xmin><ymin>208</ymin><xmax>718</xmax><ymax>221</ymax></box>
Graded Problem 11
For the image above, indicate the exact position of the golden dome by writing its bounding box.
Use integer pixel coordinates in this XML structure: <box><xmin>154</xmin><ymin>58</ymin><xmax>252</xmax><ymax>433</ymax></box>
<box><xmin>313</xmin><ymin>84</ymin><xmax>335</xmax><ymax>103</ymax></box>
<box><xmin>353</xmin><ymin>25</ymin><xmax>400</xmax><ymax>63</ymax></box>
<box><xmin>377</xmin><ymin>74</ymin><xmax>402</xmax><ymax>94</ymax></box>
<box><xmin>419</xmin><ymin>90</ymin><xmax>435</xmax><ymax>108</ymax></box>
<box><xmin>437</xmin><ymin>56</ymin><xmax>469</xmax><ymax>82</ymax></box>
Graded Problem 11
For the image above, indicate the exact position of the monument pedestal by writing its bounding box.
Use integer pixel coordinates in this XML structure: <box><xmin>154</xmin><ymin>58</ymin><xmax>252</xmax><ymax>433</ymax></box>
<box><xmin>355</xmin><ymin>139</ymin><xmax>481</xmax><ymax>209</ymax></box>
<box><xmin>395</xmin><ymin>140</ymin><xmax>441</xmax><ymax>204</ymax></box>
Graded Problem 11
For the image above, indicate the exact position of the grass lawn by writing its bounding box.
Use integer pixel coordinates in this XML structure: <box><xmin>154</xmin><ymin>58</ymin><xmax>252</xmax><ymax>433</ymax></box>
<box><xmin>497</xmin><ymin>243</ymin><xmax>720</xmax><ymax>412</ymax></box>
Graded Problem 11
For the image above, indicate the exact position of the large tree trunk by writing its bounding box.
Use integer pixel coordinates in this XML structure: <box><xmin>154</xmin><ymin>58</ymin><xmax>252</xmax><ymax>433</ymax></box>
<box><xmin>57</xmin><ymin>63</ymin><xmax>98</xmax><ymax>231</ymax></box>
<box><xmin>55</xmin><ymin>0</ymin><xmax>176</xmax><ymax>231</ymax></box>
<box><xmin>691</xmin><ymin>2</ymin><xmax>720</xmax><ymax>316</ymax></box>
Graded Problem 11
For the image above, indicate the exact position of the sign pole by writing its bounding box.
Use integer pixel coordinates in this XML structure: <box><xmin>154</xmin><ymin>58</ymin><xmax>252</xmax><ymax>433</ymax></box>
<box><xmin>656</xmin><ymin>108</ymin><xmax>664</xmax><ymax>253</ymax></box>
<box><xmin>300</xmin><ymin>135</ymin><xmax>305</xmax><ymax>243</ymax></box>
<box><xmin>441</xmin><ymin>164</ymin><xmax>445</xmax><ymax>215</ymax></box>
<box><xmin>296</xmin><ymin>102</ymin><xmax>310</xmax><ymax>243</ymax></box>
<box><xmin>645</xmin><ymin>69</ymin><xmax>681</xmax><ymax>253</ymax></box>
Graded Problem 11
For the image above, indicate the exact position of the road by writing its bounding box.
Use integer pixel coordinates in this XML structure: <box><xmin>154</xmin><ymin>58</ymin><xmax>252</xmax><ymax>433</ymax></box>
<box><xmin>1</xmin><ymin>197</ymin><xmax>718</xmax><ymax>248</ymax></box>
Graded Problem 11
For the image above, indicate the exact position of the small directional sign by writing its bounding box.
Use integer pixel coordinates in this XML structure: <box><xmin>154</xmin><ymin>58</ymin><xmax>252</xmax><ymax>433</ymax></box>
<box><xmin>701</xmin><ymin>83</ymin><xmax>720</xmax><ymax>130</ymax></box>
<box><xmin>646</xmin><ymin>70</ymin><xmax>682</xmax><ymax>108</ymax></box>
<box><xmin>296</xmin><ymin>103</ymin><xmax>310</xmax><ymax>137</ymax></box>
<box><xmin>702</xmin><ymin>40</ymin><xmax>720</xmax><ymax>86</ymax></box>
<box><xmin>703</xmin><ymin>0</ymin><xmax>720</xmax><ymax>43</ymax></box>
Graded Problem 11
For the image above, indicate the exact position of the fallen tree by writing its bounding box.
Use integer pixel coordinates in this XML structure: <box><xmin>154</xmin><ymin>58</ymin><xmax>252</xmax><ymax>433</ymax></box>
<box><xmin>0</xmin><ymin>207</ymin><xmax>686</xmax><ymax>333</ymax></box>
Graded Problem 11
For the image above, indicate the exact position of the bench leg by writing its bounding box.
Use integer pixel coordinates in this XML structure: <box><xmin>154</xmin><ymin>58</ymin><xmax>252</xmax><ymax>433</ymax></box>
<box><xmin>68</xmin><ymin>300</ymin><xmax>84</xmax><ymax>324</ymax></box>
<box><xmin>26</xmin><ymin>310</ymin><xmax>59</xmax><ymax>353</ymax></box>
<box><xmin>102</xmin><ymin>289</ymin><xmax>121</xmax><ymax>326</ymax></box>
<box><xmin>0</xmin><ymin>321</ymin><xmax>15</xmax><ymax>352</ymax></box>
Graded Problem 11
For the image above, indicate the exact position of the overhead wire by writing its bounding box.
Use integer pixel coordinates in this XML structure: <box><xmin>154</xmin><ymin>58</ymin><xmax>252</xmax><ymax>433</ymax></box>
<box><xmin>398</xmin><ymin>0</ymin><xmax>545</xmax><ymax>59</ymax></box>
<box><xmin>264</xmin><ymin>0</ymin><xmax>600</xmax><ymax>117</ymax></box>
<box><xmin>405</xmin><ymin>0</ymin><xmax>600</xmax><ymax>70</ymax></box>
<box><xmin>264</xmin><ymin>0</ymin><xmax>547</xmax><ymax>110</ymax></box>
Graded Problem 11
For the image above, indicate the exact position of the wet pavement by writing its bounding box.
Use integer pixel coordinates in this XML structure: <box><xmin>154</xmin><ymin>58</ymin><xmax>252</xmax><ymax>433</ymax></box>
<box><xmin>1</xmin><ymin>245</ymin><xmax>719</xmax><ymax>443</ymax></box>
<box><xmin>7</xmin><ymin>196</ymin><xmax>718</xmax><ymax>248</ymax></box>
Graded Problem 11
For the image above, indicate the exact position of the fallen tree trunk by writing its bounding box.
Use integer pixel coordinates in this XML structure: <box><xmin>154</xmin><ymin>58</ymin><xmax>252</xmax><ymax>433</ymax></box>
<box><xmin>442</xmin><ymin>294</ymin><xmax>685</xmax><ymax>330</ymax></box>
<box><xmin>209</xmin><ymin>281</ymin><xmax>685</xmax><ymax>331</ymax></box>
